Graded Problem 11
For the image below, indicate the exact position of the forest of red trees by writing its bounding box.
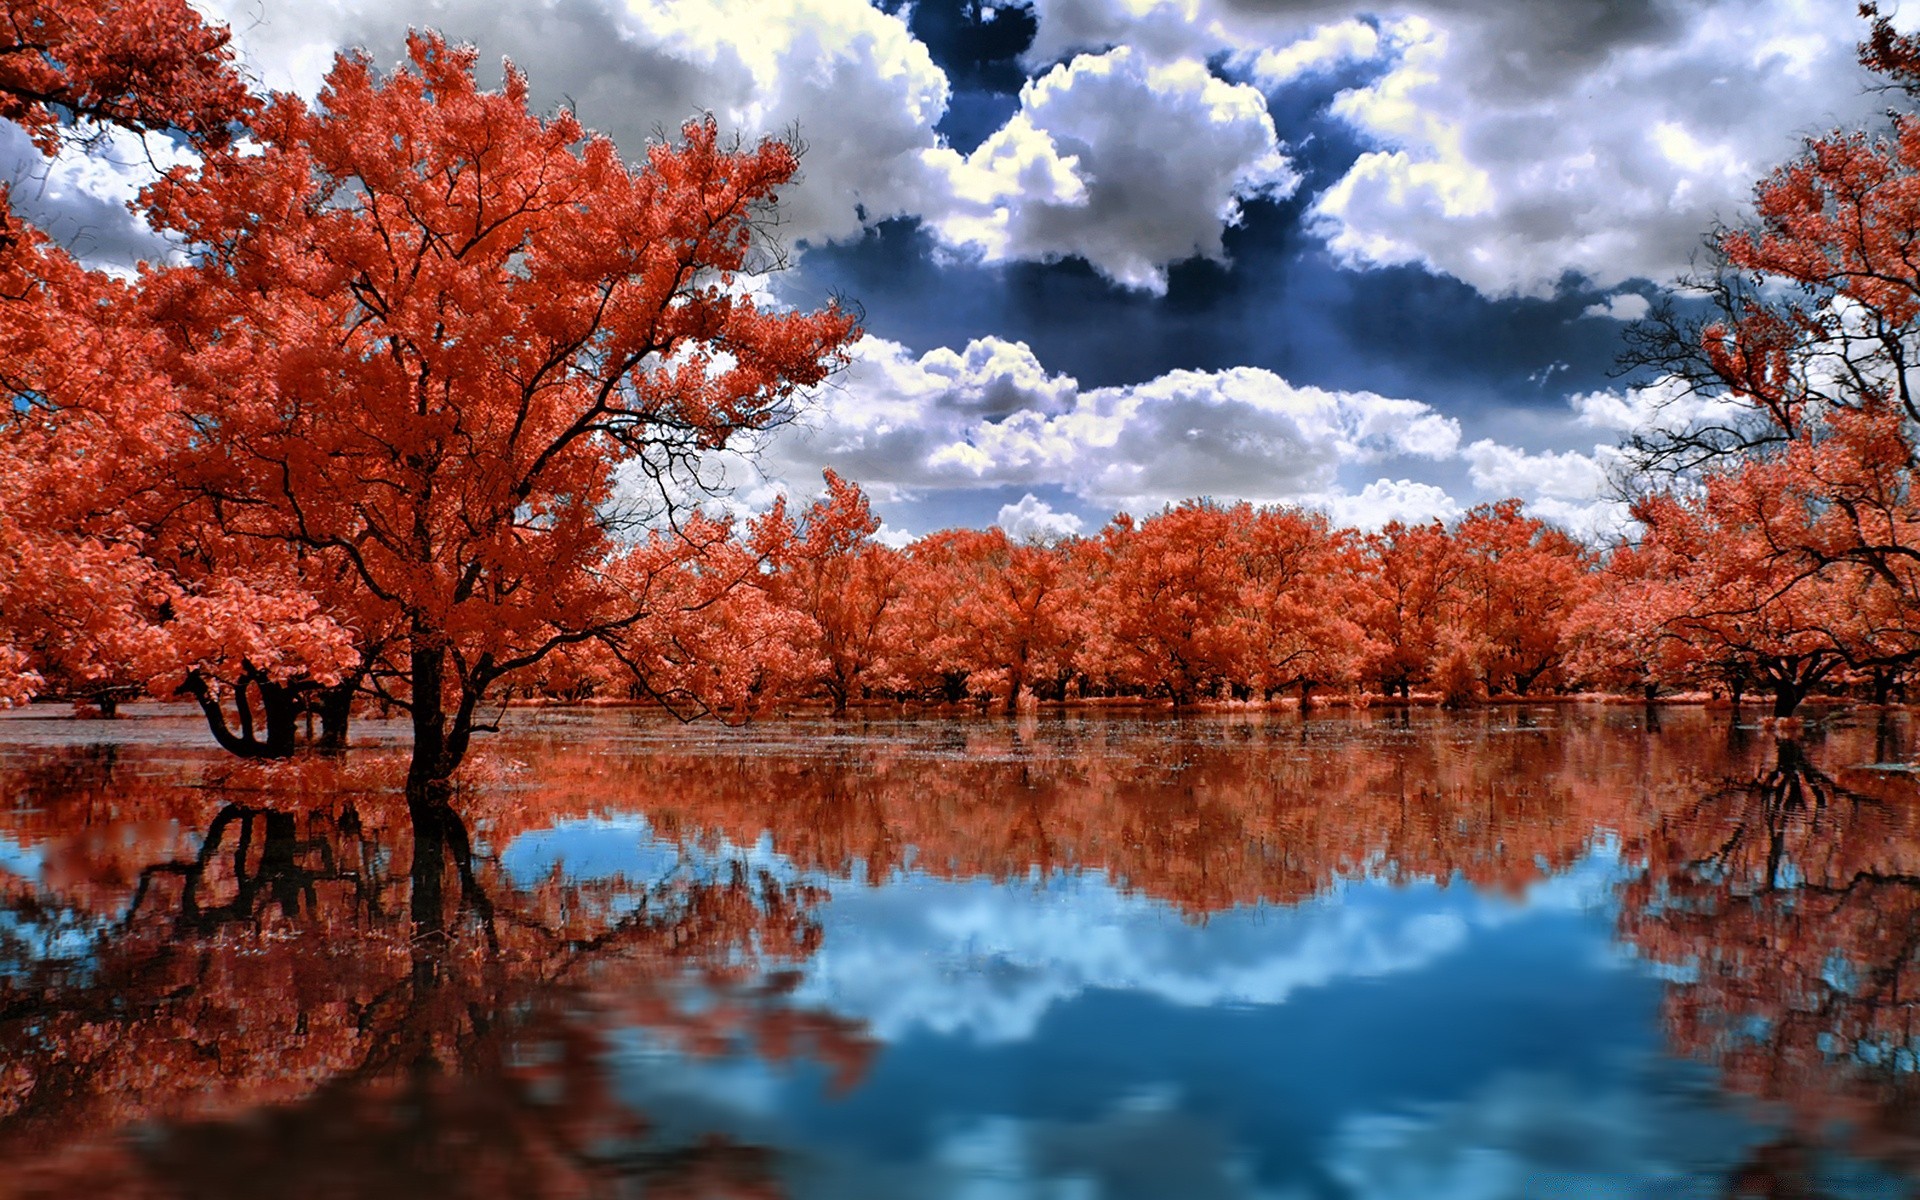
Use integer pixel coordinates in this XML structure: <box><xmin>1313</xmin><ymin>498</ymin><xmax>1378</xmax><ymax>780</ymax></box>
<box><xmin>9</xmin><ymin>0</ymin><xmax>1920</xmax><ymax>804</ymax></box>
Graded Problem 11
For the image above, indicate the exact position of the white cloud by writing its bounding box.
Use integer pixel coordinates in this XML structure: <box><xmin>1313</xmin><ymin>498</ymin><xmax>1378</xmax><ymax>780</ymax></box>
<box><xmin>1249</xmin><ymin>19</ymin><xmax>1383</xmax><ymax>88</ymax></box>
<box><xmin>1580</xmin><ymin>293</ymin><xmax>1651</xmax><ymax>322</ymax></box>
<box><xmin>1023</xmin><ymin>0</ymin><xmax>1222</xmax><ymax>68</ymax></box>
<box><xmin>203</xmin><ymin>0</ymin><xmax>1297</xmax><ymax>290</ymax></box>
<box><xmin>1569</xmin><ymin>376</ymin><xmax>1745</xmax><ymax>438</ymax></box>
<box><xmin>925</xmin><ymin>46</ymin><xmax>1298</xmax><ymax>291</ymax></box>
<box><xmin>1463</xmin><ymin>439</ymin><xmax>1629</xmax><ymax>541</ymax></box>
<box><xmin>1324</xmin><ymin>478</ymin><xmax>1461</xmax><ymax>530</ymax></box>
<box><xmin>995</xmin><ymin>494</ymin><xmax>1085</xmax><ymax>542</ymax></box>
<box><xmin>1027</xmin><ymin>0</ymin><xmax>1881</xmax><ymax>297</ymax></box>
<box><xmin>1316</xmin><ymin>1</ymin><xmax>1880</xmax><ymax>295</ymax></box>
<box><xmin>0</xmin><ymin>123</ymin><xmax>199</xmax><ymax>272</ymax></box>
<box><xmin>202</xmin><ymin>0</ymin><xmax>956</xmax><ymax>249</ymax></box>
<box><xmin>760</xmin><ymin>338</ymin><xmax>1462</xmax><ymax>515</ymax></box>
<box><xmin>1463</xmin><ymin>441</ymin><xmax>1608</xmax><ymax>502</ymax></box>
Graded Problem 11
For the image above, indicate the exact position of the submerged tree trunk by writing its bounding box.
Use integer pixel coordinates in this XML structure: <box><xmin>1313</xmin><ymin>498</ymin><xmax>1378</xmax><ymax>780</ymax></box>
<box><xmin>406</xmin><ymin>643</ymin><xmax>456</xmax><ymax>812</ymax></box>
<box><xmin>316</xmin><ymin>675</ymin><xmax>359</xmax><ymax>750</ymax></box>
<box><xmin>1870</xmin><ymin>668</ymin><xmax>1898</xmax><ymax>707</ymax></box>
<box><xmin>180</xmin><ymin>671</ymin><xmax>300</xmax><ymax>759</ymax></box>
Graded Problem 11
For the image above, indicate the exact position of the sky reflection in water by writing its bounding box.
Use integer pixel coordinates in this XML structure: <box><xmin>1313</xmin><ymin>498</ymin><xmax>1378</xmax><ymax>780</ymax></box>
<box><xmin>0</xmin><ymin>704</ymin><xmax>1915</xmax><ymax>1198</ymax></box>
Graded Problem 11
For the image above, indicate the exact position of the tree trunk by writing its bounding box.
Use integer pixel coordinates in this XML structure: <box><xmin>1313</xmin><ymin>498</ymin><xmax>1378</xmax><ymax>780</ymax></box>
<box><xmin>1298</xmin><ymin>680</ymin><xmax>1314</xmax><ymax>711</ymax></box>
<box><xmin>1871</xmin><ymin>669</ymin><xmax>1896</xmax><ymax>707</ymax></box>
<box><xmin>317</xmin><ymin>677</ymin><xmax>357</xmax><ymax>750</ymax></box>
<box><xmin>180</xmin><ymin>671</ymin><xmax>300</xmax><ymax>759</ymax></box>
<box><xmin>406</xmin><ymin>644</ymin><xmax>455</xmax><ymax>810</ymax></box>
<box><xmin>1771</xmin><ymin>680</ymin><xmax>1807</xmax><ymax>718</ymax></box>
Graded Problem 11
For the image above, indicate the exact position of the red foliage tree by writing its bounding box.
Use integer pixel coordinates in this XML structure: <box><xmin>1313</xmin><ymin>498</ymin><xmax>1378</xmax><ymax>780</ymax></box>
<box><xmin>1079</xmin><ymin>503</ymin><xmax>1250</xmax><ymax>706</ymax></box>
<box><xmin>1227</xmin><ymin>504</ymin><xmax>1367</xmax><ymax>707</ymax></box>
<box><xmin>894</xmin><ymin>526</ymin><xmax>1079</xmax><ymax>710</ymax></box>
<box><xmin>134</xmin><ymin>35</ymin><xmax>857</xmax><ymax>801</ymax></box>
<box><xmin>0</xmin><ymin>0</ymin><xmax>250</xmax><ymax>159</ymax></box>
<box><xmin>1615</xmin><ymin>8</ymin><xmax>1920</xmax><ymax>699</ymax></box>
<box><xmin>1355</xmin><ymin>519</ymin><xmax>1467</xmax><ymax>700</ymax></box>
<box><xmin>756</xmin><ymin>472</ymin><xmax>903</xmax><ymax>713</ymax></box>
<box><xmin>1449</xmin><ymin>500</ymin><xmax>1595</xmax><ymax>697</ymax></box>
<box><xmin>0</xmin><ymin>0</ymin><xmax>254</xmax><ymax>711</ymax></box>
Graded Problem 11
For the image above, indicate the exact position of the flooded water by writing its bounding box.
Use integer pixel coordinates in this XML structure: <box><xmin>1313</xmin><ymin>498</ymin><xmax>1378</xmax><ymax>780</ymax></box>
<box><xmin>1</xmin><ymin>703</ymin><xmax>1917</xmax><ymax>1197</ymax></box>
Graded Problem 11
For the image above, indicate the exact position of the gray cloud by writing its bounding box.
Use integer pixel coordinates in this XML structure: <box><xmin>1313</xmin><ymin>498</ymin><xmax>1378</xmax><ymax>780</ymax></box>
<box><xmin>924</xmin><ymin>47</ymin><xmax>1298</xmax><ymax>291</ymax></box>
<box><xmin>1026</xmin><ymin>0</ymin><xmax>1882</xmax><ymax>296</ymax></box>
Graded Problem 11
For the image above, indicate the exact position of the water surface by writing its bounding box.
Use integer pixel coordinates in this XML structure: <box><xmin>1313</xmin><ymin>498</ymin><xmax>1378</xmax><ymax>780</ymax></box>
<box><xmin>0</xmin><ymin>704</ymin><xmax>1913</xmax><ymax>1197</ymax></box>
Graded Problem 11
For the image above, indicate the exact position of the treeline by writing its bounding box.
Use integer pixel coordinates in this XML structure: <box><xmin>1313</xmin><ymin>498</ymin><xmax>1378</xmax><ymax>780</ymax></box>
<box><xmin>514</xmin><ymin>473</ymin><xmax>1905</xmax><ymax>719</ymax></box>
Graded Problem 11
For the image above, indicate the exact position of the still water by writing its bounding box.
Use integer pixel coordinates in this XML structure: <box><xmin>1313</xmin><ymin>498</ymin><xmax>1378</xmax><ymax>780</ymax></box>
<box><xmin>0</xmin><ymin>703</ymin><xmax>1916</xmax><ymax>1197</ymax></box>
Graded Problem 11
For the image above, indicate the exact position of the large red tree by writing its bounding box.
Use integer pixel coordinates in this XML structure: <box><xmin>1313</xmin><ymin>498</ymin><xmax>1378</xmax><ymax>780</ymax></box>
<box><xmin>136</xmin><ymin>35</ymin><xmax>858</xmax><ymax>806</ymax></box>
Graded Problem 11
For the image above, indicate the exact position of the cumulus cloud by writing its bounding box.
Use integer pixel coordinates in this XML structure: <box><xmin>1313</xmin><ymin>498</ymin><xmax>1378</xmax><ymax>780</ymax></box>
<box><xmin>1463</xmin><ymin>441</ymin><xmax>1608</xmax><ymax>503</ymax></box>
<box><xmin>1569</xmin><ymin>376</ymin><xmax>1746</xmax><ymax>439</ymax></box>
<box><xmin>0</xmin><ymin>124</ymin><xmax>198</xmax><ymax>272</ymax></box>
<box><xmin>1027</xmin><ymin>0</ymin><xmax>1882</xmax><ymax>297</ymax></box>
<box><xmin>1315</xmin><ymin>1</ymin><xmax>1882</xmax><ymax>295</ymax></box>
<box><xmin>924</xmin><ymin>46</ymin><xmax>1298</xmax><ymax>291</ymax></box>
<box><xmin>995</xmin><ymin>494</ymin><xmax>1085</xmax><ymax>542</ymax></box>
<box><xmin>1462</xmin><ymin>439</ymin><xmax>1629</xmax><ymax>541</ymax></box>
<box><xmin>741</xmin><ymin>335</ymin><xmax>1664</xmax><ymax>542</ymax></box>
<box><xmin>757</xmin><ymin>336</ymin><xmax>1462</xmax><ymax>516</ymax></box>
<box><xmin>1022</xmin><ymin>0</ymin><xmax>1225</xmax><ymax>68</ymax></box>
<box><xmin>201</xmin><ymin>0</ymin><xmax>1299</xmax><ymax>289</ymax></box>
<box><xmin>203</xmin><ymin>0</ymin><xmax>956</xmax><ymax>248</ymax></box>
<box><xmin>1323</xmin><ymin>478</ymin><xmax>1461</xmax><ymax>530</ymax></box>
<box><xmin>1581</xmin><ymin>293</ymin><xmax>1652</xmax><ymax>322</ymax></box>
<box><xmin>1249</xmin><ymin>18</ymin><xmax>1383</xmax><ymax>88</ymax></box>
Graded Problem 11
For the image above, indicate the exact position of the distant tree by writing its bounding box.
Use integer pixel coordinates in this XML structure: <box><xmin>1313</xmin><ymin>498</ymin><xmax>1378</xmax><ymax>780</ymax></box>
<box><xmin>1226</xmin><ymin>505</ymin><xmax>1366</xmax><ymax>707</ymax></box>
<box><xmin>1356</xmin><ymin>519</ymin><xmax>1466</xmax><ymax>700</ymax></box>
<box><xmin>758</xmin><ymin>472</ymin><xmax>903</xmax><ymax>713</ymax></box>
<box><xmin>1081</xmin><ymin>503</ymin><xmax>1248</xmax><ymax>707</ymax></box>
<box><xmin>895</xmin><ymin>526</ymin><xmax>1078</xmax><ymax>711</ymax></box>
<box><xmin>1450</xmin><ymin>500</ymin><xmax>1594</xmax><ymax>696</ymax></box>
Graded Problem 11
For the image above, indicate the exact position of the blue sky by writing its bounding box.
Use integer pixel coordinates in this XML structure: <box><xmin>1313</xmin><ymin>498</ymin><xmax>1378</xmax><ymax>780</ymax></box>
<box><xmin>8</xmin><ymin>0</ymin><xmax>1884</xmax><ymax>541</ymax></box>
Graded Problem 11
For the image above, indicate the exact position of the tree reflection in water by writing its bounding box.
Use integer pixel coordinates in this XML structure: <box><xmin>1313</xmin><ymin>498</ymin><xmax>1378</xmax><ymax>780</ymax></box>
<box><xmin>0</xmin><ymin>749</ymin><xmax>870</xmax><ymax>1199</ymax></box>
<box><xmin>6</xmin><ymin>709</ymin><xmax>1920</xmax><ymax>1196</ymax></box>
<box><xmin>1622</xmin><ymin>733</ymin><xmax>1920</xmax><ymax>1194</ymax></box>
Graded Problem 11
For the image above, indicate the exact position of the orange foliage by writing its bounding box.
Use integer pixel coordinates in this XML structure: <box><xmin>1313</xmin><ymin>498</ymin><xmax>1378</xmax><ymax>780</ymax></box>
<box><xmin>0</xmin><ymin>0</ymin><xmax>250</xmax><ymax>158</ymax></box>
<box><xmin>754</xmin><ymin>472</ymin><xmax>905</xmax><ymax>712</ymax></box>
<box><xmin>129</xmin><ymin>35</ymin><xmax>856</xmax><ymax>788</ymax></box>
